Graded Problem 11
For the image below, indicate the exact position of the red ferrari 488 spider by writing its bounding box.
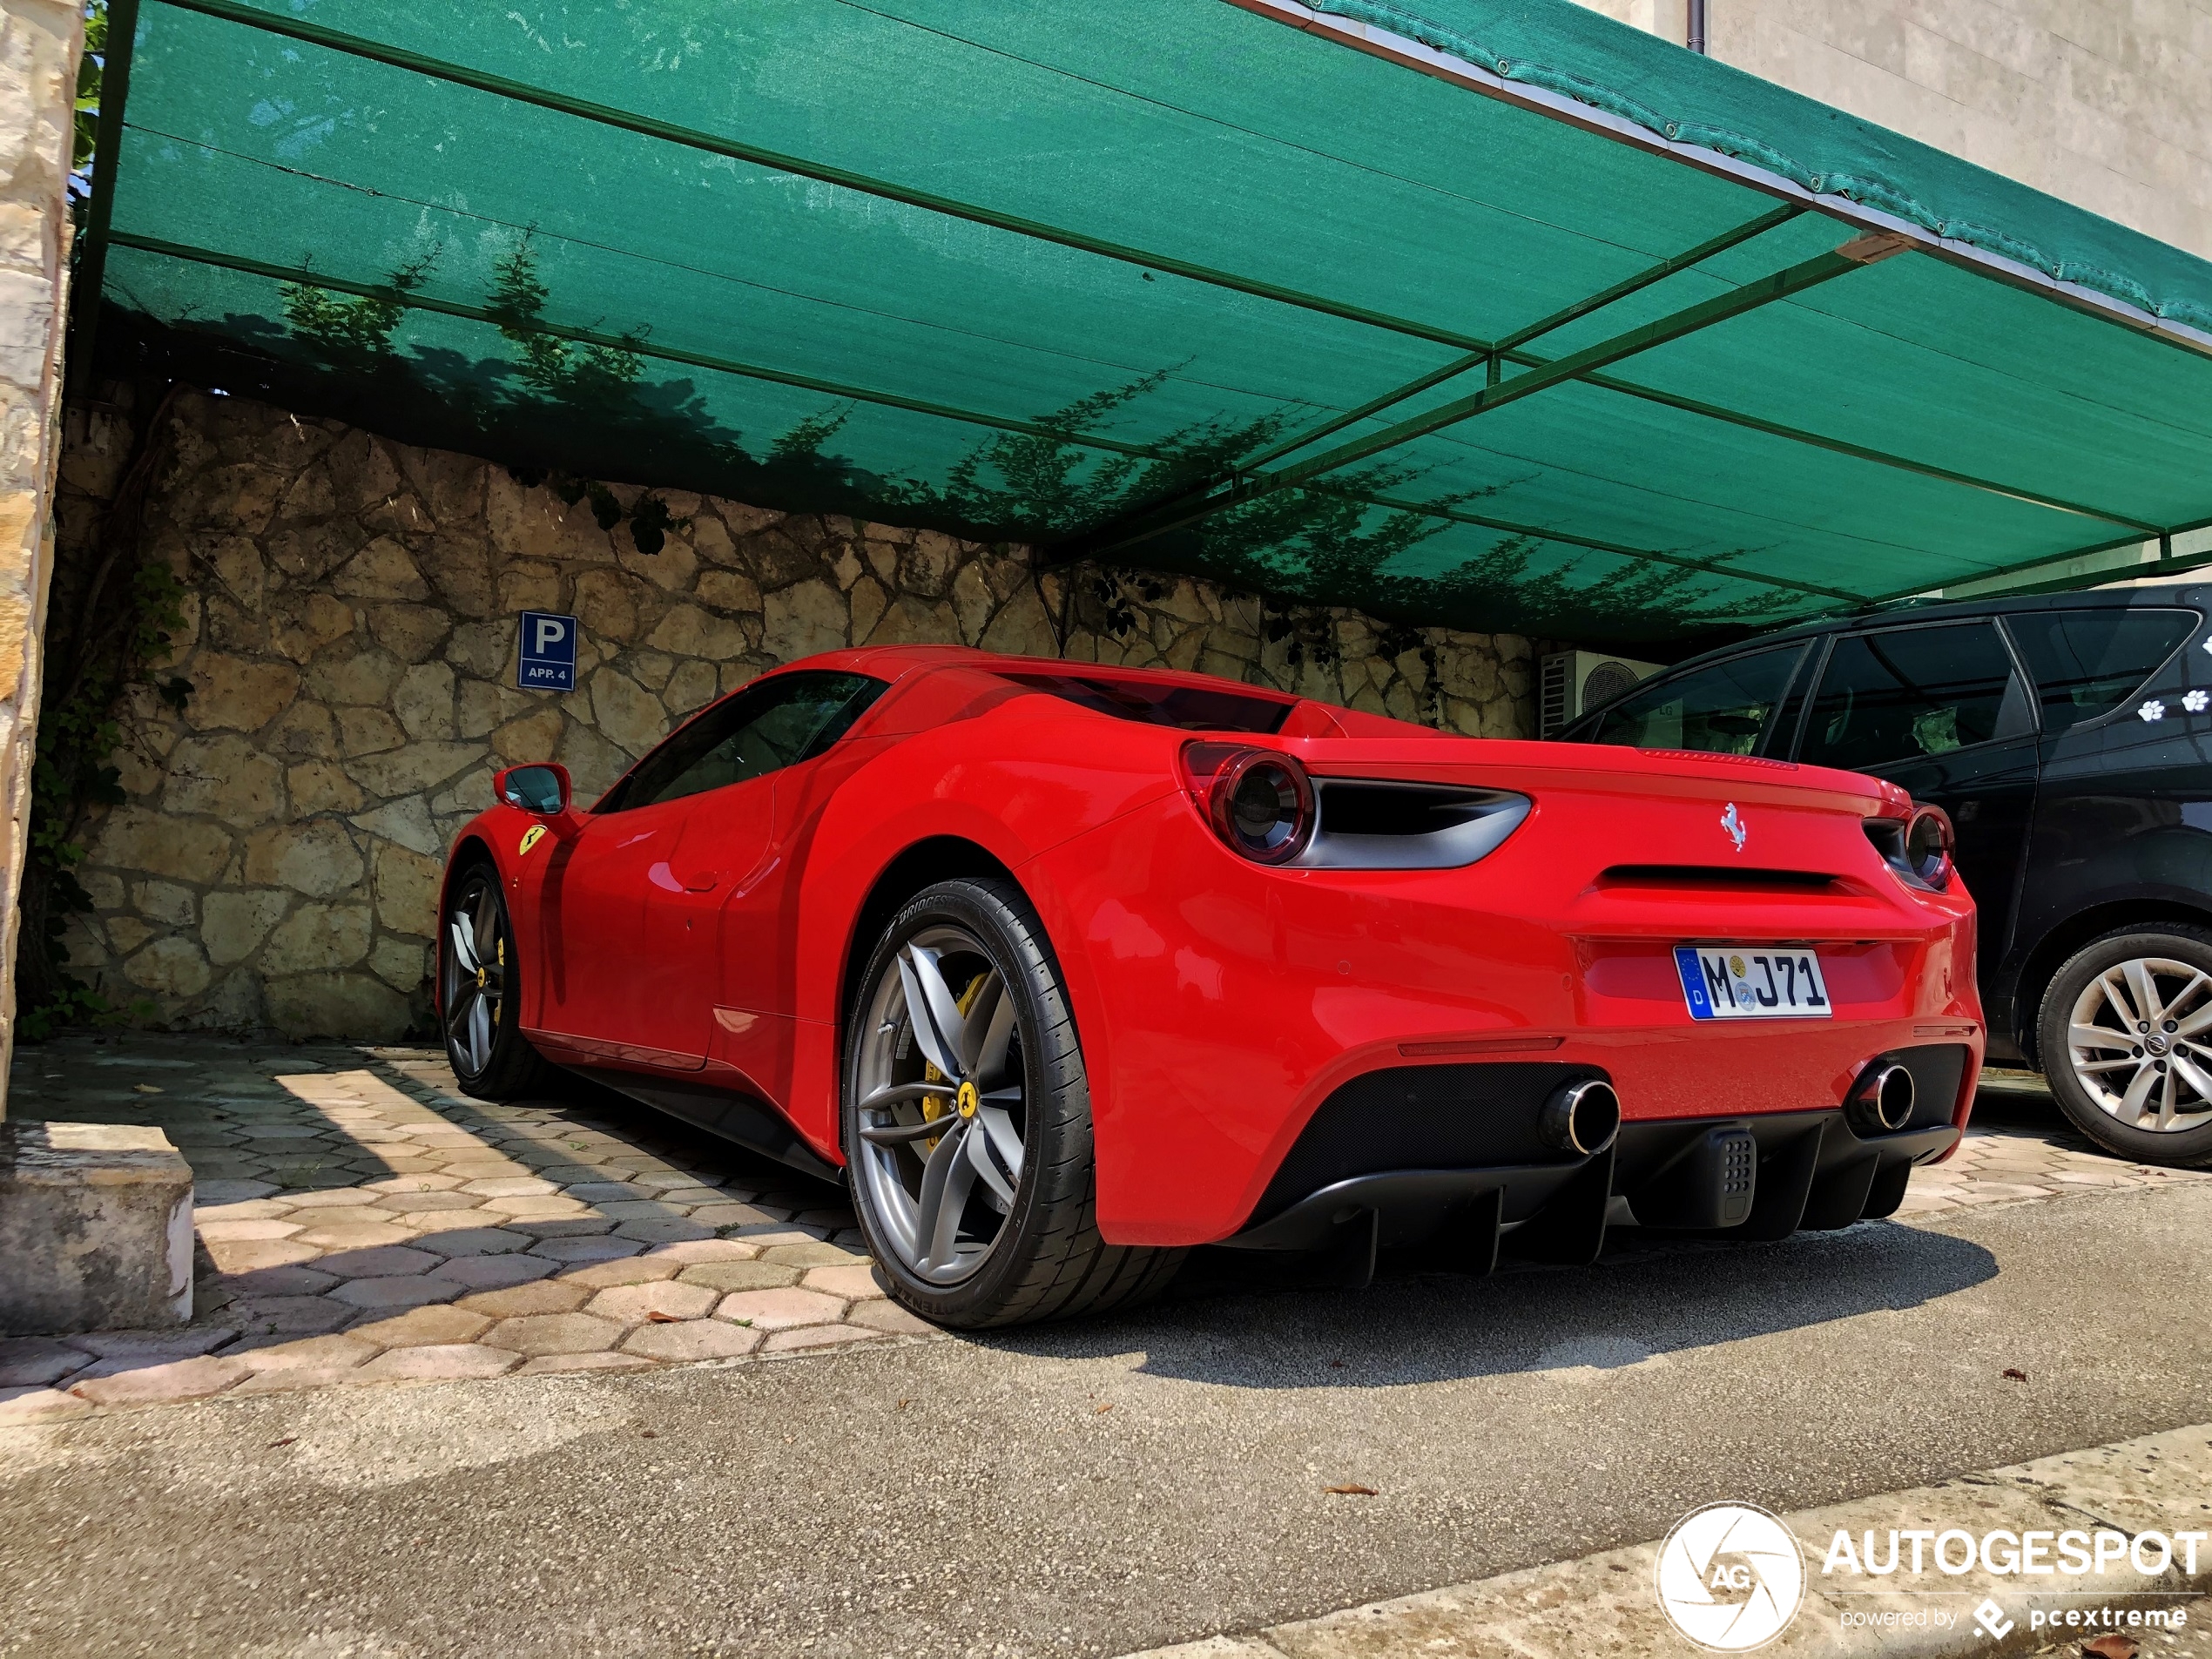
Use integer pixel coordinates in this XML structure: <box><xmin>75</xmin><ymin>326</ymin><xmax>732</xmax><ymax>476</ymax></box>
<box><xmin>440</xmin><ymin>646</ymin><xmax>1980</xmax><ymax>1327</ymax></box>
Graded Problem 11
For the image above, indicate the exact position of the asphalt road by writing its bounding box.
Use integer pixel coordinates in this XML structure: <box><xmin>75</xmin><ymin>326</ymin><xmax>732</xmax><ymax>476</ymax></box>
<box><xmin>4</xmin><ymin>1180</ymin><xmax>2209</xmax><ymax>1659</ymax></box>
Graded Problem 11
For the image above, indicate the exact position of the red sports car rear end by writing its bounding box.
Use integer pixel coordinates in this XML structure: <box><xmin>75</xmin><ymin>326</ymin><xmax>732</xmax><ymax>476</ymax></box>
<box><xmin>442</xmin><ymin>648</ymin><xmax>1979</xmax><ymax>1326</ymax></box>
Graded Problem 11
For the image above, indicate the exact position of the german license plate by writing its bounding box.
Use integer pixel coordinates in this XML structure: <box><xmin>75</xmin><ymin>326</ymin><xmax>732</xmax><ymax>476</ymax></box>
<box><xmin>1675</xmin><ymin>946</ymin><xmax>1832</xmax><ymax>1020</ymax></box>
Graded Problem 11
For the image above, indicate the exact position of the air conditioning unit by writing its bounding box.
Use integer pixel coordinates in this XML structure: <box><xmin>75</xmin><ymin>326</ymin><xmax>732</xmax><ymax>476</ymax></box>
<box><xmin>1539</xmin><ymin>651</ymin><xmax>1665</xmax><ymax>738</ymax></box>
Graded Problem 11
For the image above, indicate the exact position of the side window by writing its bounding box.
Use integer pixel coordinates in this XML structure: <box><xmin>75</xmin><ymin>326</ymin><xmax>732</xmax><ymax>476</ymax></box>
<box><xmin>2003</xmin><ymin>608</ymin><xmax>2198</xmax><ymax>736</ymax></box>
<box><xmin>604</xmin><ymin>671</ymin><xmax>885</xmax><ymax>813</ymax></box>
<box><xmin>1585</xmin><ymin>645</ymin><xmax>1806</xmax><ymax>756</ymax></box>
<box><xmin>1797</xmin><ymin>622</ymin><xmax>2029</xmax><ymax>771</ymax></box>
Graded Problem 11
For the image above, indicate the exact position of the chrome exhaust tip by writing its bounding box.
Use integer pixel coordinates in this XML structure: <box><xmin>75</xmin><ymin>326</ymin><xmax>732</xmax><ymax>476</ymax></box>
<box><xmin>1847</xmin><ymin>1061</ymin><xmax>1915</xmax><ymax>1135</ymax></box>
<box><xmin>1540</xmin><ymin>1079</ymin><xmax>1621</xmax><ymax>1157</ymax></box>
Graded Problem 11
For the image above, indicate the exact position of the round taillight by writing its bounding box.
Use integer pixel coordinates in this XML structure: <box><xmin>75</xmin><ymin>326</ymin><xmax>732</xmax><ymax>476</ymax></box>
<box><xmin>1205</xmin><ymin>750</ymin><xmax>1315</xmax><ymax>865</ymax></box>
<box><xmin>1904</xmin><ymin>805</ymin><xmax>1954</xmax><ymax>890</ymax></box>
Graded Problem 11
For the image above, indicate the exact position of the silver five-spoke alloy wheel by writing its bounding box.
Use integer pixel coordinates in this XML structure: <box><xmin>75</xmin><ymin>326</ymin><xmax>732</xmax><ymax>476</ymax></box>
<box><xmin>851</xmin><ymin>923</ymin><xmax>1028</xmax><ymax>1285</ymax></box>
<box><xmin>2065</xmin><ymin>955</ymin><xmax>2212</xmax><ymax>1134</ymax></box>
<box><xmin>442</xmin><ymin>868</ymin><xmax>508</xmax><ymax>1078</ymax></box>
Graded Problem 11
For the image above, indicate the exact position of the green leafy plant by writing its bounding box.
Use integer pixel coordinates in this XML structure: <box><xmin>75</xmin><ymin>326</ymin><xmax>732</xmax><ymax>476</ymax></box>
<box><xmin>16</xmin><ymin>388</ymin><xmax>186</xmax><ymax>1040</ymax></box>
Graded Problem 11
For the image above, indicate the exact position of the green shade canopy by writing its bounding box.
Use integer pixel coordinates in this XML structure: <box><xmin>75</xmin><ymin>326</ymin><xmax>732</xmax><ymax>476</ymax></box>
<box><xmin>82</xmin><ymin>0</ymin><xmax>2212</xmax><ymax>644</ymax></box>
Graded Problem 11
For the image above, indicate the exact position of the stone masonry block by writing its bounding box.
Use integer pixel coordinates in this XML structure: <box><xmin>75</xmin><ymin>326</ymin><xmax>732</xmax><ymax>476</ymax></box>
<box><xmin>0</xmin><ymin>1123</ymin><xmax>193</xmax><ymax>1336</ymax></box>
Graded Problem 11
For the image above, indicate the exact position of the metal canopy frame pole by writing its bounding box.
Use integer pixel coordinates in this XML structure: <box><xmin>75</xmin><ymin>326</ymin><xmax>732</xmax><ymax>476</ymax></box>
<box><xmin>1047</xmin><ymin>202</ymin><xmax>1806</xmax><ymax>563</ymax></box>
<box><xmin>107</xmin><ymin>233</ymin><xmax>1168</xmax><ymax>459</ymax></box>
<box><xmin>64</xmin><ymin>0</ymin><xmax>142</xmax><ymax>401</ymax></box>
<box><xmin>1067</xmin><ymin>238</ymin><xmax>1896</xmax><ymax>563</ymax></box>
<box><xmin>1862</xmin><ymin>512</ymin><xmax>2212</xmax><ymax>605</ymax></box>
<box><xmin>148</xmin><ymin>0</ymin><xmax>1498</xmax><ymax>357</ymax></box>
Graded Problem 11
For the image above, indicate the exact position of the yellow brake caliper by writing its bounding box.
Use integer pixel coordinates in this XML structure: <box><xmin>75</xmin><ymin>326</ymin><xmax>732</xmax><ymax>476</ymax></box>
<box><xmin>917</xmin><ymin>972</ymin><xmax>990</xmax><ymax>1155</ymax></box>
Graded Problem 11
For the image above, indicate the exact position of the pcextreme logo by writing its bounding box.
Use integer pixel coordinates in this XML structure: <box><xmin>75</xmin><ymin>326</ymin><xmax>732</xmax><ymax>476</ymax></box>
<box><xmin>1655</xmin><ymin>1503</ymin><xmax>1806</xmax><ymax>1651</ymax></box>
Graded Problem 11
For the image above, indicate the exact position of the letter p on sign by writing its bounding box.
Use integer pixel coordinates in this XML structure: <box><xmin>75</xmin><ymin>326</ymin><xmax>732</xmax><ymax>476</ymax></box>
<box><xmin>517</xmin><ymin>610</ymin><xmax>579</xmax><ymax>692</ymax></box>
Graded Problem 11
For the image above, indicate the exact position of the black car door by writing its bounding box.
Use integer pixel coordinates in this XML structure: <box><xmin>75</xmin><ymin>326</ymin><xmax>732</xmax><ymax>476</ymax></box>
<box><xmin>1790</xmin><ymin>619</ymin><xmax>2040</xmax><ymax>967</ymax></box>
<box><xmin>2005</xmin><ymin>606</ymin><xmax>2212</xmax><ymax>1024</ymax></box>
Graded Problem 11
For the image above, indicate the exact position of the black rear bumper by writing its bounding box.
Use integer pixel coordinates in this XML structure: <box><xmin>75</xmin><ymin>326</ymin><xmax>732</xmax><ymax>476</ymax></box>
<box><xmin>1221</xmin><ymin>1051</ymin><xmax>1969</xmax><ymax>1278</ymax></box>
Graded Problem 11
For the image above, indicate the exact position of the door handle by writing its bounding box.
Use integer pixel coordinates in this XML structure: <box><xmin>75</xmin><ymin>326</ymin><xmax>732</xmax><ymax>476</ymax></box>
<box><xmin>682</xmin><ymin>870</ymin><xmax>723</xmax><ymax>893</ymax></box>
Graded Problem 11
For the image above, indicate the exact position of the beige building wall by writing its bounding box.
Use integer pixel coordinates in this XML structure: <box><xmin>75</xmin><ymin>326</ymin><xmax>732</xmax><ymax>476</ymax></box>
<box><xmin>0</xmin><ymin>0</ymin><xmax>84</xmax><ymax>1115</ymax></box>
<box><xmin>1571</xmin><ymin>0</ymin><xmax>2212</xmax><ymax>266</ymax></box>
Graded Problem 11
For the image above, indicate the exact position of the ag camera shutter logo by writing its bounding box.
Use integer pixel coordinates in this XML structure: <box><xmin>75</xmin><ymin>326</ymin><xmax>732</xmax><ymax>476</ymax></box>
<box><xmin>1655</xmin><ymin>1502</ymin><xmax>1806</xmax><ymax>1651</ymax></box>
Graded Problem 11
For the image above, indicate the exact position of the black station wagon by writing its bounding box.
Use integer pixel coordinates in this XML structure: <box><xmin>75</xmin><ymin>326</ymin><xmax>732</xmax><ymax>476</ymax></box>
<box><xmin>1560</xmin><ymin>585</ymin><xmax>2212</xmax><ymax>1169</ymax></box>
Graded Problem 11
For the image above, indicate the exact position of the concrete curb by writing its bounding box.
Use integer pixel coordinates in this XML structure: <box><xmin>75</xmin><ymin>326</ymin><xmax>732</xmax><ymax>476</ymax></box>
<box><xmin>1123</xmin><ymin>1423</ymin><xmax>2212</xmax><ymax>1657</ymax></box>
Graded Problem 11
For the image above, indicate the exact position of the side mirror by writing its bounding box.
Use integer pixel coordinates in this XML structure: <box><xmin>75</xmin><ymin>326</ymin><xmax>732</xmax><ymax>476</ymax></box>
<box><xmin>496</xmin><ymin>763</ymin><xmax>571</xmax><ymax>818</ymax></box>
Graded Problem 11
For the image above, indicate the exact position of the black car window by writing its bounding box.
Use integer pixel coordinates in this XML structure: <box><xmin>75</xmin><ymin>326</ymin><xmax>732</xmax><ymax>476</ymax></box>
<box><xmin>1583</xmin><ymin>645</ymin><xmax>1806</xmax><ymax>756</ymax></box>
<box><xmin>2003</xmin><ymin>608</ymin><xmax>2198</xmax><ymax>735</ymax></box>
<box><xmin>1798</xmin><ymin>622</ymin><xmax>2028</xmax><ymax>770</ymax></box>
<box><xmin>601</xmin><ymin>671</ymin><xmax>886</xmax><ymax>813</ymax></box>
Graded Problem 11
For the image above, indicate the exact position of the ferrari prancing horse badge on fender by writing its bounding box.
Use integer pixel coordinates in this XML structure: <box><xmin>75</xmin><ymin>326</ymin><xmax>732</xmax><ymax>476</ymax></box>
<box><xmin>518</xmin><ymin>825</ymin><xmax>547</xmax><ymax>857</ymax></box>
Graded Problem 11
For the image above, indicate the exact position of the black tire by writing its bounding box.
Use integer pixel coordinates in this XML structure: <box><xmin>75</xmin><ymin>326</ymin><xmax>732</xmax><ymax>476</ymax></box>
<box><xmin>440</xmin><ymin>858</ymin><xmax>561</xmax><ymax>1101</ymax></box>
<box><xmin>841</xmin><ymin>877</ymin><xmax>1183</xmax><ymax>1329</ymax></box>
<box><xmin>2038</xmin><ymin>924</ymin><xmax>2212</xmax><ymax>1168</ymax></box>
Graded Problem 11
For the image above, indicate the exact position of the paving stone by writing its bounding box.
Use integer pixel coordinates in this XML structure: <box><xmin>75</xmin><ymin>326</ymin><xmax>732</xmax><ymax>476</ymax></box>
<box><xmin>801</xmin><ymin>1264</ymin><xmax>887</xmax><ymax>1299</ymax></box>
<box><xmin>71</xmin><ymin>1356</ymin><xmax>251</xmax><ymax>1406</ymax></box>
<box><xmin>729</xmin><ymin>1224</ymin><xmax>825</xmax><ymax>1245</ymax></box>
<box><xmin>590</xmin><ymin>1199</ymin><xmax>681</xmax><ymax>1221</ymax></box>
<box><xmin>563</xmin><ymin>1181</ymin><xmax>650</xmax><ymax>1203</ymax></box>
<box><xmin>461</xmin><ymin>1176</ymin><xmax>559</xmax><ymax>1197</ymax></box>
<box><xmin>460</xmin><ymin>1280</ymin><xmax>591</xmax><ymax>1318</ymax></box>
<box><xmin>620</xmin><ymin>1319</ymin><xmax>764</xmax><ymax>1362</ymax></box>
<box><xmin>0</xmin><ymin>1339</ymin><xmax>95</xmax><ymax>1387</ymax></box>
<box><xmin>516</xmin><ymin>1351</ymin><xmax>658</xmax><ymax>1376</ymax></box>
<box><xmin>714</xmin><ymin>1288</ymin><xmax>846</xmax><ymax>1330</ymax></box>
<box><xmin>382</xmin><ymin>1190</ymin><xmax>487</xmax><ymax>1212</ymax></box>
<box><xmin>226</xmin><ymin>1333</ymin><xmax>379</xmax><ymax>1371</ymax></box>
<box><xmin>678</xmin><ymin>1261</ymin><xmax>801</xmax><ymax>1294</ymax></box>
<box><xmin>762</xmin><ymin>1325</ymin><xmax>886</xmax><ymax>1354</ymax></box>
<box><xmin>846</xmin><ymin>1298</ymin><xmax>939</xmax><ymax>1336</ymax></box>
<box><xmin>294</xmin><ymin>1221</ymin><xmax>416</xmax><ymax>1251</ymax></box>
<box><xmin>649</xmin><ymin>1239</ymin><xmax>761</xmax><ymax>1264</ymax></box>
<box><xmin>433</xmin><ymin>1254</ymin><xmax>555</xmax><ymax>1291</ymax></box>
<box><xmin>355</xmin><ymin>1344</ymin><xmax>522</xmax><ymax>1381</ymax></box>
<box><xmin>481</xmin><ymin>1194</ymin><xmax>590</xmax><ymax>1218</ymax></box>
<box><xmin>72</xmin><ymin>1327</ymin><xmax>240</xmax><ymax>1360</ymax></box>
<box><xmin>329</xmin><ymin>1275</ymin><xmax>466</xmax><ymax>1311</ymax></box>
<box><xmin>584</xmin><ymin>1281</ymin><xmax>719</xmax><ymax>1324</ymax></box>
<box><xmin>232</xmin><ymin>1365</ymin><xmax>376</xmax><ymax>1396</ymax></box>
<box><xmin>690</xmin><ymin>1203</ymin><xmax>785</xmax><ymax>1229</ymax></box>
<box><xmin>412</xmin><ymin>1226</ymin><xmax>532</xmax><ymax>1258</ymax></box>
<box><xmin>481</xmin><ymin>1313</ymin><xmax>626</xmax><ymax>1357</ymax></box>
<box><xmin>561</xmin><ymin>1257</ymin><xmax>681</xmax><ymax>1291</ymax></box>
<box><xmin>192</xmin><ymin>1179</ymin><xmax>279</xmax><ymax>1204</ymax></box>
<box><xmin>363</xmin><ymin>1173</ymin><xmax>465</xmax><ymax>1193</ymax></box>
<box><xmin>314</xmin><ymin>1245</ymin><xmax>441</xmax><ymax>1278</ymax></box>
<box><xmin>0</xmin><ymin>1386</ymin><xmax>95</xmax><ymax>1425</ymax></box>
<box><xmin>389</xmin><ymin>1210</ymin><xmax>496</xmax><ymax>1235</ymax></box>
<box><xmin>197</xmin><ymin>1217</ymin><xmax>304</xmax><ymax>1242</ymax></box>
<box><xmin>226</xmin><ymin>1295</ymin><xmax>357</xmax><ymax>1335</ymax></box>
<box><xmin>529</xmin><ymin>1235</ymin><xmax>641</xmax><ymax>1264</ymax></box>
<box><xmin>347</xmin><ymin>1305</ymin><xmax>493</xmax><ymax>1348</ymax></box>
<box><xmin>614</xmin><ymin>1217</ymin><xmax>715</xmax><ymax>1244</ymax></box>
<box><xmin>208</xmin><ymin>1264</ymin><xmax>340</xmax><ymax>1298</ymax></box>
<box><xmin>762</xmin><ymin>1241</ymin><xmax>867</xmax><ymax>1269</ymax></box>
<box><xmin>657</xmin><ymin>1187</ymin><xmax>729</xmax><ymax>1208</ymax></box>
<box><xmin>535</xmin><ymin>1163</ymin><xmax>615</xmax><ymax>1184</ymax></box>
<box><xmin>281</xmin><ymin>1188</ymin><xmax>388</xmax><ymax>1210</ymax></box>
<box><xmin>195</xmin><ymin>1199</ymin><xmax>298</xmax><ymax>1221</ymax></box>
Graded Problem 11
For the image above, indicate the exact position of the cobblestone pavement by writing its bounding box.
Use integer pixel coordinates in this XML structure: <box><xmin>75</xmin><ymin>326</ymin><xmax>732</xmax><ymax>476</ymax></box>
<box><xmin>0</xmin><ymin>1032</ymin><xmax>927</xmax><ymax>1423</ymax></box>
<box><xmin>1</xmin><ymin>1038</ymin><xmax>2202</xmax><ymax>1424</ymax></box>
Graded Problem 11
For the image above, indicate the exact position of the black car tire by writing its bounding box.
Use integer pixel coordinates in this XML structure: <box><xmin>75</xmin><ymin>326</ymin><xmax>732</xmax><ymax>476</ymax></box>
<box><xmin>441</xmin><ymin>858</ymin><xmax>562</xmax><ymax>1101</ymax></box>
<box><xmin>842</xmin><ymin>877</ymin><xmax>1184</xmax><ymax>1328</ymax></box>
<box><xmin>2039</xmin><ymin>924</ymin><xmax>2212</xmax><ymax>1169</ymax></box>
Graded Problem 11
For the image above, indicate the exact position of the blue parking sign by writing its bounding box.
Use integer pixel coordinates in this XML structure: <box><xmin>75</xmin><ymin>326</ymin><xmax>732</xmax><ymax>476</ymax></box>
<box><xmin>517</xmin><ymin>611</ymin><xmax>577</xmax><ymax>692</ymax></box>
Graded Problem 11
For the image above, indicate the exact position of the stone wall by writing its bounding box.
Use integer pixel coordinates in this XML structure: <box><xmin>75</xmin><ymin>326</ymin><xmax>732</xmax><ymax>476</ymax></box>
<box><xmin>52</xmin><ymin>388</ymin><xmax>1541</xmax><ymax>1041</ymax></box>
<box><xmin>1569</xmin><ymin>0</ymin><xmax>2212</xmax><ymax>265</ymax></box>
<box><xmin>0</xmin><ymin>0</ymin><xmax>83</xmax><ymax>1112</ymax></box>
